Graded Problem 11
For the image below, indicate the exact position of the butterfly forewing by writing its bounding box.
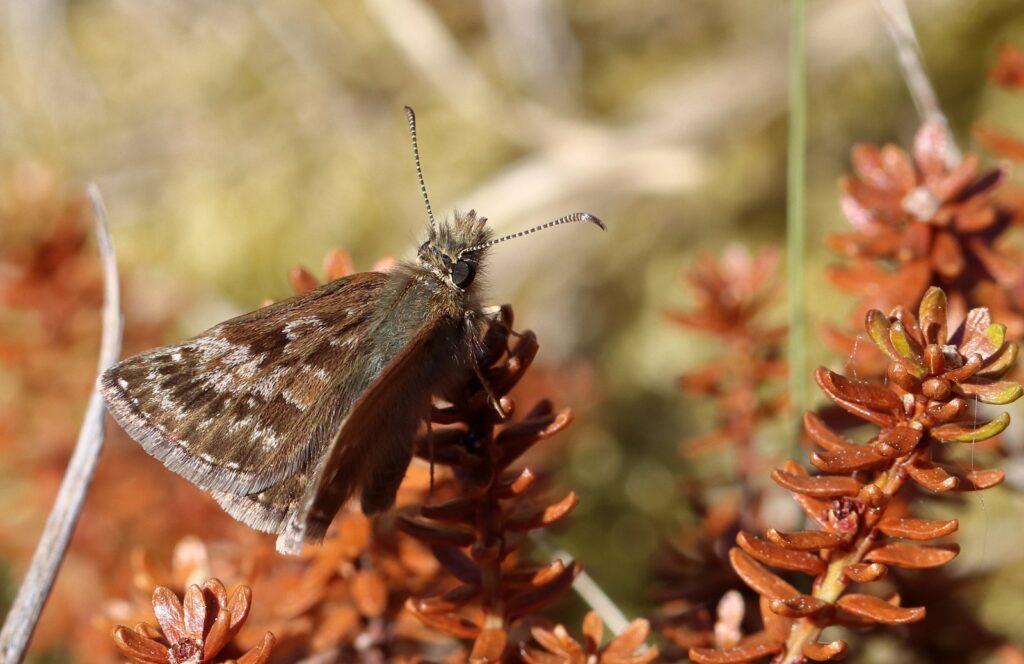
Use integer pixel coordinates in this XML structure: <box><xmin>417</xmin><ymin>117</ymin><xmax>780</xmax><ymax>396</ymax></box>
<box><xmin>100</xmin><ymin>272</ymin><xmax>390</xmax><ymax>495</ymax></box>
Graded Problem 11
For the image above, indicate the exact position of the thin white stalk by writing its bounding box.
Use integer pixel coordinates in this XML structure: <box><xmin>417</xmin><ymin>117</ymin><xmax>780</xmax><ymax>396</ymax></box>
<box><xmin>0</xmin><ymin>185</ymin><xmax>123</xmax><ymax>664</ymax></box>
<box><xmin>562</xmin><ymin>559</ymin><xmax>631</xmax><ymax>636</ymax></box>
<box><xmin>531</xmin><ymin>536</ymin><xmax>630</xmax><ymax>636</ymax></box>
<box><xmin>876</xmin><ymin>0</ymin><xmax>962</xmax><ymax>165</ymax></box>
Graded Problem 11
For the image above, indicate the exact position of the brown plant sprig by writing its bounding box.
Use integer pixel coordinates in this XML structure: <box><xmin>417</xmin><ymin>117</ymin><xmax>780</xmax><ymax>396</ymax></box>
<box><xmin>113</xmin><ymin>579</ymin><xmax>275</xmax><ymax>664</ymax></box>
<box><xmin>245</xmin><ymin>507</ymin><xmax>455</xmax><ymax>662</ymax></box>
<box><xmin>974</xmin><ymin>43</ymin><xmax>1024</xmax><ymax>327</ymax></box>
<box><xmin>826</xmin><ymin>123</ymin><xmax>1018</xmax><ymax>346</ymax></box>
<box><xmin>105</xmin><ymin>516</ymin><xmax>448</xmax><ymax>663</ymax></box>
<box><xmin>654</xmin><ymin>247</ymin><xmax>785</xmax><ymax>659</ymax></box>
<box><xmin>519</xmin><ymin>611</ymin><xmax>658</xmax><ymax>664</ymax></box>
<box><xmin>396</xmin><ymin>307</ymin><xmax>581</xmax><ymax>661</ymax></box>
<box><xmin>652</xmin><ymin>500</ymin><xmax>748</xmax><ymax>658</ymax></box>
<box><xmin>665</xmin><ymin>246</ymin><xmax>787</xmax><ymax>492</ymax></box>
<box><xmin>974</xmin><ymin>42</ymin><xmax>1024</xmax><ymax>297</ymax></box>
<box><xmin>976</xmin><ymin>44</ymin><xmax>1024</xmax><ymax>162</ymax></box>
<box><xmin>690</xmin><ymin>286</ymin><xmax>1019</xmax><ymax>663</ymax></box>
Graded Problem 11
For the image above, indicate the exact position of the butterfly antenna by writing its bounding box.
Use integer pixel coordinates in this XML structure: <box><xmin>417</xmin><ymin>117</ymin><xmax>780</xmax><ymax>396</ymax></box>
<box><xmin>404</xmin><ymin>106</ymin><xmax>436</xmax><ymax>235</ymax></box>
<box><xmin>460</xmin><ymin>212</ymin><xmax>606</xmax><ymax>256</ymax></box>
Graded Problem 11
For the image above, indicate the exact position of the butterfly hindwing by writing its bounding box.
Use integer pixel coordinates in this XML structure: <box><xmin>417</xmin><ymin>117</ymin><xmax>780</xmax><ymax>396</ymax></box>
<box><xmin>210</xmin><ymin>471</ymin><xmax>309</xmax><ymax>536</ymax></box>
<box><xmin>100</xmin><ymin>271</ymin><xmax>390</xmax><ymax>495</ymax></box>
<box><xmin>276</xmin><ymin>311</ymin><xmax>469</xmax><ymax>553</ymax></box>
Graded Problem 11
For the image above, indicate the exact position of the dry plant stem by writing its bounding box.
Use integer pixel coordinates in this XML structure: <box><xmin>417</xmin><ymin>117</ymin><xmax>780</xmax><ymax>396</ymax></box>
<box><xmin>0</xmin><ymin>185</ymin><xmax>123</xmax><ymax>664</ymax></box>
<box><xmin>363</xmin><ymin>0</ymin><xmax>496</xmax><ymax>125</ymax></box>
<box><xmin>876</xmin><ymin>0</ymin><xmax>962</xmax><ymax>164</ymax></box>
<box><xmin>569</xmin><ymin>567</ymin><xmax>630</xmax><ymax>636</ymax></box>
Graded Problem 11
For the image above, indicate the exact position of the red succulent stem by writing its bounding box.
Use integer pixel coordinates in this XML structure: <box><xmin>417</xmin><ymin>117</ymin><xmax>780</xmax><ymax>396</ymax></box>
<box><xmin>777</xmin><ymin>455</ymin><xmax>912</xmax><ymax>662</ymax></box>
<box><xmin>477</xmin><ymin>459</ymin><xmax>506</xmax><ymax>630</ymax></box>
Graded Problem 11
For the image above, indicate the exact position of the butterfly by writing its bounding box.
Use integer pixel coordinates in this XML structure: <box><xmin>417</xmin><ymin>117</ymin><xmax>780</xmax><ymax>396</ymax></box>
<box><xmin>99</xmin><ymin>107</ymin><xmax>604</xmax><ymax>554</ymax></box>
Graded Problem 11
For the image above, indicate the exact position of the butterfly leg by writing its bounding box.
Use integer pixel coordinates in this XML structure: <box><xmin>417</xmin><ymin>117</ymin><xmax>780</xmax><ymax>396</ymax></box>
<box><xmin>468</xmin><ymin>305</ymin><xmax>513</xmax><ymax>419</ymax></box>
<box><xmin>472</xmin><ymin>359</ymin><xmax>508</xmax><ymax>419</ymax></box>
<box><xmin>479</xmin><ymin>304</ymin><xmax>520</xmax><ymax>338</ymax></box>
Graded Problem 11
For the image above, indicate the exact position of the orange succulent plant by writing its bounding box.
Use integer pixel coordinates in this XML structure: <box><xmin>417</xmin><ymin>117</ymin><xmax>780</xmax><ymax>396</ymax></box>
<box><xmin>827</xmin><ymin>123</ymin><xmax>1016</xmax><ymax>339</ymax></box>
<box><xmin>690</xmin><ymin>287</ymin><xmax>1018</xmax><ymax>663</ymax></box>
<box><xmin>113</xmin><ymin>579</ymin><xmax>274</xmax><ymax>664</ymax></box>
<box><xmin>976</xmin><ymin>44</ymin><xmax>1024</xmax><ymax>162</ymax></box>
<box><xmin>656</xmin><ymin>246</ymin><xmax>787</xmax><ymax>659</ymax></box>
<box><xmin>519</xmin><ymin>611</ymin><xmax>658</xmax><ymax>664</ymax></box>
<box><xmin>396</xmin><ymin>308</ymin><xmax>582</xmax><ymax>661</ymax></box>
<box><xmin>665</xmin><ymin>246</ymin><xmax>787</xmax><ymax>482</ymax></box>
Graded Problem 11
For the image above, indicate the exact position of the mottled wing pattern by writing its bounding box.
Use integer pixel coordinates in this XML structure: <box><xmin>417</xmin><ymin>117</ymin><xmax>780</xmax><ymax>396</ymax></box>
<box><xmin>277</xmin><ymin>314</ymin><xmax>461</xmax><ymax>554</ymax></box>
<box><xmin>100</xmin><ymin>272</ymin><xmax>389</xmax><ymax>496</ymax></box>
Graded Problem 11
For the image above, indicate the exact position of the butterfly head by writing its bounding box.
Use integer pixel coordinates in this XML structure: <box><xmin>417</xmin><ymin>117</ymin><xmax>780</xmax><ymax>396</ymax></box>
<box><xmin>417</xmin><ymin>210</ymin><xmax>492</xmax><ymax>291</ymax></box>
<box><xmin>403</xmin><ymin>106</ymin><xmax>605</xmax><ymax>294</ymax></box>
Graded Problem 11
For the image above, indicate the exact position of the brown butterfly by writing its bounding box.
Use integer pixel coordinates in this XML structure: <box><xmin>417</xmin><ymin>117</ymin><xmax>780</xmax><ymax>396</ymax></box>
<box><xmin>100</xmin><ymin>107</ymin><xmax>604</xmax><ymax>554</ymax></box>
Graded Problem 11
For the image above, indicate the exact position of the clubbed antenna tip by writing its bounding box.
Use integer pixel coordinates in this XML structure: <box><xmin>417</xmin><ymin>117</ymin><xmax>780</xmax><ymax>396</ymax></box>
<box><xmin>460</xmin><ymin>211</ymin><xmax>606</xmax><ymax>256</ymax></box>
<box><xmin>580</xmin><ymin>212</ymin><xmax>607</xmax><ymax>231</ymax></box>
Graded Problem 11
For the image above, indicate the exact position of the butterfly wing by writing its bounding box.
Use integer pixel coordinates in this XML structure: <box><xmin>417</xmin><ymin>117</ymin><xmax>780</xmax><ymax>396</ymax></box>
<box><xmin>275</xmin><ymin>313</ymin><xmax>467</xmax><ymax>554</ymax></box>
<box><xmin>209</xmin><ymin>472</ymin><xmax>309</xmax><ymax>535</ymax></box>
<box><xmin>210</xmin><ymin>318</ymin><xmax>451</xmax><ymax>547</ymax></box>
<box><xmin>100</xmin><ymin>271</ymin><xmax>390</xmax><ymax>495</ymax></box>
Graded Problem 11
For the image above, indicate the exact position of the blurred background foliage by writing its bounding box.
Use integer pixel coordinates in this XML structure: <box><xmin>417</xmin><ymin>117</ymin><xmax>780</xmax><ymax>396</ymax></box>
<box><xmin>4</xmin><ymin>1</ymin><xmax>1024</xmax><ymax>662</ymax></box>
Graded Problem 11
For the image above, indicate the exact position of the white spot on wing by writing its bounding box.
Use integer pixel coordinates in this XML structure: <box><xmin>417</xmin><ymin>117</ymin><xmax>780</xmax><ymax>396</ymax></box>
<box><xmin>194</xmin><ymin>334</ymin><xmax>235</xmax><ymax>361</ymax></box>
<box><xmin>117</xmin><ymin>378</ymin><xmax>129</xmax><ymax>390</ymax></box>
<box><xmin>229</xmin><ymin>416</ymin><xmax>253</xmax><ymax>434</ymax></box>
<box><xmin>231</xmin><ymin>355</ymin><xmax>264</xmax><ymax>382</ymax></box>
<box><xmin>251</xmin><ymin>366</ymin><xmax>288</xmax><ymax>399</ymax></box>
<box><xmin>256</xmin><ymin>425</ymin><xmax>281</xmax><ymax>451</ymax></box>
<box><xmin>145</xmin><ymin>369</ymin><xmax>188</xmax><ymax>418</ymax></box>
<box><xmin>226</xmin><ymin>419</ymin><xmax>280</xmax><ymax>452</ymax></box>
<box><xmin>284</xmin><ymin>316</ymin><xmax>323</xmax><ymax>341</ymax></box>
<box><xmin>194</xmin><ymin>341</ymin><xmax>267</xmax><ymax>392</ymax></box>
<box><xmin>221</xmin><ymin>345</ymin><xmax>252</xmax><ymax>367</ymax></box>
<box><xmin>301</xmin><ymin>365</ymin><xmax>330</xmax><ymax>382</ymax></box>
<box><xmin>282</xmin><ymin>388</ymin><xmax>309</xmax><ymax>411</ymax></box>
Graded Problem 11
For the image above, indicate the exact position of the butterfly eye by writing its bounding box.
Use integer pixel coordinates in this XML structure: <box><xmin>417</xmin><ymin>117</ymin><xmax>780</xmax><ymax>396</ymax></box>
<box><xmin>451</xmin><ymin>260</ymin><xmax>475</xmax><ymax>288</ymax></box>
